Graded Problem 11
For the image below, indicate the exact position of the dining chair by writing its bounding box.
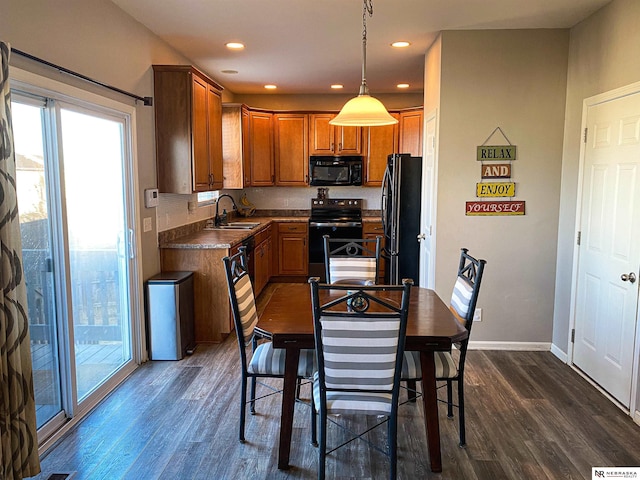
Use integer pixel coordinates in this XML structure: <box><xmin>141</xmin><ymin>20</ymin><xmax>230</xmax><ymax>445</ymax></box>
<box><xmin>401</xmin><ymin>247</ymin><xmax>486</xmax><ymax>447</ymax></box>
<box><xmin>223</xmin><ymin>247</ymin><xmax>316</xmax><ymax>443</ymax></box>
<box><xmin>323</xmin><ymin>234</ymin><xmax>381</xmax><ymax>285</ymax></box>
<box><xmin>309</xmin><ymin>277</ymin><xmax>413</xmax><ymax>480</ymax></box>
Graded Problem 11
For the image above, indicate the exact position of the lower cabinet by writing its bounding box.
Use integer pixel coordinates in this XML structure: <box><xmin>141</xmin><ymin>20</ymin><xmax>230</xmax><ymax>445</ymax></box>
<box><xmin>363</xmin><ymin>220</ymin><xmax>386</xmax><ymax>284</ymax></box>
<box><xmin>253</xmin><ymin>225</ymin><xmax>272</xmax><ymax>295</ymax></box>
<box><xmin>277</xmin><ymin>222</ymin><xmax>308</xmax><ymax>276</ymax></box>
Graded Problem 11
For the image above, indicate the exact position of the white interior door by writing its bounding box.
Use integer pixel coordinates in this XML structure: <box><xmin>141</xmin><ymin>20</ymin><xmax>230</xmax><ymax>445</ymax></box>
<box><xmin>419</xmin><ymin>112</ymin><xmax>437</xmax><ymax>289</ymax></box>
<box><xmin>573</xmin><ymin>91</ymin><xmax>640</xmax><ymax>408</ymax></box>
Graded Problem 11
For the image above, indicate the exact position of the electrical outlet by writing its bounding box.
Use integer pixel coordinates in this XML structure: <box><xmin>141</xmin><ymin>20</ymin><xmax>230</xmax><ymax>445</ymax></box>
<box><xmin>474</xmin><ymin>308</ymin><xmax>482</xmax><ymax>322</ymax></box>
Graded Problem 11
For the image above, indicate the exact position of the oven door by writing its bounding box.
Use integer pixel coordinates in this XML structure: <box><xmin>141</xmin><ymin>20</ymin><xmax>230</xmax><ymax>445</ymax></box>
<box><xmin>308</xmin><ymin>222</ymin><xmax>363</xmax><ymax>281</ymax></box>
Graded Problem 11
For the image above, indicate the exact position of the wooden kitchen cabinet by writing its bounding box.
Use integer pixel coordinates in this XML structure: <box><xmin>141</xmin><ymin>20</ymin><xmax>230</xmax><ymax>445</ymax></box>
<box><xmin>253</xmin><ymin>225</ymin><xmax>272</xmax><ymax>295</ymax></box>
<box><xmin>274</xmin><ymin>113</ymin><xmax>309</xmax><ymax>186</ymax></box>
<box><xmin>249</xmin><ymin>110</ymin><xmax>275</xmax><ymax>186</ymax></box>
<box><xmin>363</xmin><ymin>113</ymin><xmax>399</xmax><ymax>186</ymax></box>
<box><xmin>399</xmin><ymin>108</ymin><xmax>423</xmax><ymax>157</ymax></box>
<box><xmin>277</xmin><ymin>222</ymin><xmax>308</xmax><ymax>275</ymax></box>
<box><xmin>309</xmin><ymin>113</ymin><xmax>363</xmax><ymax>155</ymax></box>
<box><xmin>153</xmin><ymin>65</ymin><xmax>223</xmax><ymax>193</ymax></box>
<box><xmin>363</xmin><ymin>221</ymin><xmax>386</xmax><ymax>283</ymax></box>
<box><xmin>222</xmin><ymin>104</ymin><xmax>252</xmax><ymax>188</ymax></box>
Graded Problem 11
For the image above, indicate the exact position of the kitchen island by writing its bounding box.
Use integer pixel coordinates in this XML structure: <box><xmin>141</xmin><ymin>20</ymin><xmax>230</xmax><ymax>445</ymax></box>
<box><xmin>159</xmin><ymin>216</ymin><xmax>307</xmax><ymax>343</ymax></box>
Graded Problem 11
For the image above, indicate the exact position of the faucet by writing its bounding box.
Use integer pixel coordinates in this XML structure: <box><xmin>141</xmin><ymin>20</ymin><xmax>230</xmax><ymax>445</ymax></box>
<box><xmin>214</xmin><ymin>194</ymin><xmax>238</xmax><ymax>226</ymax></box>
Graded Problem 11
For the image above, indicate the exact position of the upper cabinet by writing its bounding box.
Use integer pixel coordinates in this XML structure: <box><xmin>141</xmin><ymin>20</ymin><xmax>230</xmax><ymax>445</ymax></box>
<box><xmin>153</xmin><ymin>65</ymin><xmax>223</xmax><ymax>193</ymax></box>
<box><xmin>363</xmin><ymin>114</ymin><xmax>400</xmax><ymax>186</ymax></box>
<box><xmin>274</xmin><ymin>113</ymin><xmax>309</xmax><ymax>186</ymax></box>
<box><xmin>398</xmin><ymin>108</ymin><xmax>423</xmax><ymax>157</ymax></box>
<box><xmin>309</xmin><ymin>113</ymin><xmax>363</xmax><ymax>155</ymax></box>
<box><xmin>248</xmin><ymin>110</ymin><xmax>275</xmax><ymax>186</ymax></box>
<box><xmin>222</xmin><ymin>104</ymin><xmax>252</xmax><ymax>189</ymax></box>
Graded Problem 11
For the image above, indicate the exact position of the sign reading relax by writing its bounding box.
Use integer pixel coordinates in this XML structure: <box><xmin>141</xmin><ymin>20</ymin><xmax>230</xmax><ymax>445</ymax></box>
<box><xmin>476</xmin><ymin>145</ymin><xmax>517</xmax><ymax>161</ymax></box>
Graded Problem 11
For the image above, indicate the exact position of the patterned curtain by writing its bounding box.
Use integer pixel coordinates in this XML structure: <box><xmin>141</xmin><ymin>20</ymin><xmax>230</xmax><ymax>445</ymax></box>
<box><xmin>0</xmin><ymin>42</ymin><xmax>41</xmax><ymax>479</ymax></box>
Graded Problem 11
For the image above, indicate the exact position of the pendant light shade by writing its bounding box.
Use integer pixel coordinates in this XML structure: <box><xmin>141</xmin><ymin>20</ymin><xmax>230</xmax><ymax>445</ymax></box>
<box><xmin>330</xmin><ymin>93</ymin><xmax>398</xmax><ymax>126</ymax></box>
<box><xmin>330</xmin><ymin>0</ymin><xmax>398</xmax><ymax>127</ymax></box>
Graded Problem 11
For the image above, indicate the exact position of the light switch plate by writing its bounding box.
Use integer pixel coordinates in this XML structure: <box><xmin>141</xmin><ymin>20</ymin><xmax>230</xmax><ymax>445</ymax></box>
<box><xmin>143</xmin><ymin>217</ymin><xmax>152</xmax><ymax>232</ymax></box>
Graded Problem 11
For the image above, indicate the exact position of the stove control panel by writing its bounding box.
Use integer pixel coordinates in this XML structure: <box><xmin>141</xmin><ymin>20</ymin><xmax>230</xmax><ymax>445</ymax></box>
<box><xmin>311</xmin><ymin>198</ymin><xmax>361</xmax><ymax>208</ymax></box>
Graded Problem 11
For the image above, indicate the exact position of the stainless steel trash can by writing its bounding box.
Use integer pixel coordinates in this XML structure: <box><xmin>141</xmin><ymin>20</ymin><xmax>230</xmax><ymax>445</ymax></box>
<box><xmin>146</xmin><ymin>271</ymin><xmax>195</xmax><ymax>360</ymax></box>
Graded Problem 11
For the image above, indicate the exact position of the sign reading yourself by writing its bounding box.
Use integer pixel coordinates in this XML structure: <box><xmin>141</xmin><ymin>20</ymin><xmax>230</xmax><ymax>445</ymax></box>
<box><xmin>481</xmin><ymin>163</ymin><xmax>511</xmax><ymax>179</ymax></box>
<box><xmin>477</xmin><ymin>145</ymin><xmax>517</xmax><ymax>161</ymax></box>
<box><xmin>466</xmin><ymin>201</ymin><xmax>525</xmax><ymax>216</ymax></box>
<box><xmin>476</xmin><ymin>182</ymin><xmax>515</xmax><ymax>197</ymax></box>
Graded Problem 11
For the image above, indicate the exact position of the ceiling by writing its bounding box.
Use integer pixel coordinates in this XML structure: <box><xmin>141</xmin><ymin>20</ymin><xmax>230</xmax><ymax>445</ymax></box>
<box><xmin>110</xmin><ymin>0</ymin><xmax>610</xmax><ymax>95</ymax></box>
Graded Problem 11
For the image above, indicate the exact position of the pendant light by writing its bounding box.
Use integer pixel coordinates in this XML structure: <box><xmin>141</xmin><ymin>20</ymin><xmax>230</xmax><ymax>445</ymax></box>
<box><xmin>330</xmin><ymin>0</ymin><xmax>398</xmax><ymax>127</ymax></box>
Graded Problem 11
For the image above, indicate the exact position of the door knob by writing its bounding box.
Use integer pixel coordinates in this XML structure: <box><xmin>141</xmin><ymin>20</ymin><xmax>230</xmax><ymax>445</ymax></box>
<box><xmin>417</xmin><ymin>233</ymin><xmax>426</xmax><ymax>241</ymax></box>
<box><xmin>621</xmin><ymin>272</ymin><xmax>637</xmax><ymax>283</ymax></box>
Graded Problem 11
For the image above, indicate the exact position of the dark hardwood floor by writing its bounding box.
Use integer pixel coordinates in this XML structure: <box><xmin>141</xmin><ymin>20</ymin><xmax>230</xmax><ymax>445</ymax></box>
<box><xmin>33</xmin><ymin>286</ymin><xmax>640</xmax><ymax>480</ymax></box>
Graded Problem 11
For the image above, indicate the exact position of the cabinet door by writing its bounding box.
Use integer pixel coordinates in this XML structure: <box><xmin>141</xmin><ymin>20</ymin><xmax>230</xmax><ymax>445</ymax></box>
<box><xmin>242</xmin><ymin>107</ymin><xmax>252</xmax><ymax>187</ymax></box>
<box><xmin>249</xmin><ymin>111</ymin><xmax>274</xmax><ymax>186</ymax></box>
<box><xmin>277</xmin><ymin>223</ymin><xmax>308</xmax><ymax>275</ymax></box>
<box><xmin>309</xmin><ymin>114</ymin><xmax>335</xmax><ymax>155</ymax></box>
<box><xmin>254</xmin><ymin>240</ymin><xmax>268</xmax><ymax>295</ymax></box>
<box><xmin>363</xmin><ymin>114</ymin><xmax>399</xmax><ymax>186</ymax></box>
<box><xmin>363</xmin><ymin>221</ymin><xmax>386</xmax><ymax>283</ymax></box>
<box><xmin>274</xmin><ymin>113</ymin><xmax>309</xmax><ymax>186</ymax></box>
<box><xmin>399</xmin><ymin>109</ymin><xmax>423</xmax><ymax>157</ymax></box>
<box><xmin>192</xmin><ymin>75</ymin><xmax>211</xmax><ymax>192</ymax></box>
<box><xmin>336</xmin><ymin>125</ymin><xmax>363</xmax><ymax>154</ymax></box>
<box><xmin>208</xmin><ymin>85</ymin><xmax>223</xmax><ymax>190</ymax></box>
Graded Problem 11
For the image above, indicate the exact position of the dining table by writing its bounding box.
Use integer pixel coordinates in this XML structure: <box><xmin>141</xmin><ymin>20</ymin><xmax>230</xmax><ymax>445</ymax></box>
<box><xmin>255</xmin><ymin>282</ymin><xmax>468</xmax><ymax>473</ymax></box>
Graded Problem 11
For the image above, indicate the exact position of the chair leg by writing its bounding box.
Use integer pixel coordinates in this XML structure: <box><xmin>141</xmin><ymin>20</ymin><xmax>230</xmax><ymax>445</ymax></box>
<box><xmin>239</xmin><ymin>375</ymin><xmax>248</xmax><ymax>443</ymax></box>
<box><xmin>446</xmin><ymin>380</ymin><xmax>454</xmax><ymax>418</ymax></box>
<box><xmin>388</xmin><ymin>414</ymin><xmax>398</xmax><ymax>480</ymax></box>
<box><xmin>458</xmin><ymin>379</ymin><xmax>466</xmax><ymax>447</ymax></box>
<box><xmin>311</xmin><ymin>389</ymin><xmax>318</xmax><ymax>447</ymax></box>
<box><xmin>296</xmin><ymin>377</ymin><xmax>302</xmax><ymax>400</ymax></box>
<box><xmin>406</xmin><ymin>380</ymin><xmax>417</xmax><ymax>403</ymax></box>
<box><xmin>250</xmin><ymin>376</ymin><xmax>257</xmax><ymax>415</ymax></box>
<box><xmin>318</xmin><ymin>410</ymin><xmax>327</xmax><ymax>480</ymax></box>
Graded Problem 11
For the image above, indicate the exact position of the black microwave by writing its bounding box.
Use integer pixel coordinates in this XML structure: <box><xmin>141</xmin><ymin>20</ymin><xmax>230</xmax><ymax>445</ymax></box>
<box><xmin>309</xmin><ymin>156</ymin><xmax>363</xmax><ymax>186</ymax></box>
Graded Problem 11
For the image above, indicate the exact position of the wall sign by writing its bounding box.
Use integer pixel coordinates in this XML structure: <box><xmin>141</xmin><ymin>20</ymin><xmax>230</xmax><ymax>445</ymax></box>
<box><xmin>466</xmin><ymin>201</ymin><xmax>525</xmax><ymax>216</ymax></box>
<box><xmin>468</xmin><ymin>126</ymin><xmax>525</xmax><ymax>216</ymax></box>
<box><xmin>481</xmin><ymin>163</ymin><xmax>511</xmax><ymax>179</ymax></box>
<box><xmin>476</xmin><ymin>182</ymin><xmax>515</xmax><ymax>197</ymax></box>
<box><xmin>476</xmin><ymin>145</ymin><xmax>517</xmax><ymax>161</ymax></box>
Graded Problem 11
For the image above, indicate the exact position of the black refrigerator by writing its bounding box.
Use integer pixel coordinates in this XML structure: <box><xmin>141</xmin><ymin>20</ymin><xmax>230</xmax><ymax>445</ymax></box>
<box><xmin>381</xmin><ymin>153</ymin><xmax>422</xmax><ymax>286</ymax></box>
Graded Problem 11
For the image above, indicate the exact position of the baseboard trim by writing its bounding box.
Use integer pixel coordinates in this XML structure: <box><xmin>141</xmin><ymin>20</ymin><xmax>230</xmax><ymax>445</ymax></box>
<box><xmin>467</xmin><ymin>341</ymin><xmax>551</xmax><ymax>351</ymax></box>
<box><xmin>550</xmin><ymin>343</ymin><xmax>568</xmax><ymax>363</ymax></box>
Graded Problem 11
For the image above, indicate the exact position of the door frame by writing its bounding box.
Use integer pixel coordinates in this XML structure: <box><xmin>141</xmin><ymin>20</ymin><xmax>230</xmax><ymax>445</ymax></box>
<box><xmin>569</xmin><ymin>80</ymin><xmax>640</xmax><ymax>417</ymax></box>
<box><xmin>419</xmin><ymin>108</ymin><xmax>438</xmax><ymax>289</ymax></box>
<box><xmin>10</xmin><ymin>67</ymin><xmax>146</xmax><ymax>450</ymax></box>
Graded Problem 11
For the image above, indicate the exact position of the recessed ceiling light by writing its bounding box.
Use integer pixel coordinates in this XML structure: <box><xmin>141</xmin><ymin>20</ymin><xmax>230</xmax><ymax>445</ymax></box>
<box><xmin>391</xmin><ymin>41</ymin><xmax>411</xmax><ymax>48</ymax></box>
<box><xmin>264</xmin><ymin>84</ymin><xmax>277</xmax><ymax>90</ymax></box>
<box><xmin>397</xmin><ymin>83</ymin><xmax>410</xmax><ymax>89</ymax></box>
<box><xmin>221</xmin><ymin>69</ymin><xmax>239</xmax><ymax>74</ymax></box>
<box><xmin>225</xmin><ymin>42</ymin><xmax>245</xmax><ymax>50</ymax></box>
<box><xmin>331</xmin><ymin>84</ymin><xmax>344</xmax><ymax>89</ymax></box>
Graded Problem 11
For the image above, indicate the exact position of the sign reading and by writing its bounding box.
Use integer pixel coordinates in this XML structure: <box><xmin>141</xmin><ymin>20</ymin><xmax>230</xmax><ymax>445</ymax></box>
<box><xmin>481</xmin><ymin>163</ymin><xmax>511</xmax><ymax>179</ymax></box>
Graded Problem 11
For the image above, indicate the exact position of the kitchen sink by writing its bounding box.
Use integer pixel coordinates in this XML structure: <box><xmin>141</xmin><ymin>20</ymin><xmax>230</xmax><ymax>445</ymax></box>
<box><xmin>207</xmin><ymin>222</ymin><xmax>261</xmax><ymax>230</ymax></box>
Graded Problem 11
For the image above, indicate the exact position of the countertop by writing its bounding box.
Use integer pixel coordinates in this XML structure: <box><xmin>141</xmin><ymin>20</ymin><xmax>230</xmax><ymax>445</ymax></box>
<box><xmin>159</xmin><ymin>217</ymin><xmax>305</xmax><ymax>249</ymax></box>
<box><xmin>159</xmin><ymin>215</ymin><xmax>383</xmax><ymax>250</ymax></box>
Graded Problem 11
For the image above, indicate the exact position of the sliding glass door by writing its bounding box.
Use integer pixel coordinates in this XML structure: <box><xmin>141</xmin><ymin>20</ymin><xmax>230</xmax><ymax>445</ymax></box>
<box><xmin>11</xmin><ymin>85</ymin><xmax>139</xmax><ymax>438</ymax></box>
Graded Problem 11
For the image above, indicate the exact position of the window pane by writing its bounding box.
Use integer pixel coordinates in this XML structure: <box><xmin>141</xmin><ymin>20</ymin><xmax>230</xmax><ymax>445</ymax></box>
<box><xmin>59</xmin><ymin>108</ymin><xmax>132</xmax><ymax>400</ymax></box>
<box><xmin>12</xmin><ymin>101</ymin><xmax>63</xmax><ymax>427</ymax></box>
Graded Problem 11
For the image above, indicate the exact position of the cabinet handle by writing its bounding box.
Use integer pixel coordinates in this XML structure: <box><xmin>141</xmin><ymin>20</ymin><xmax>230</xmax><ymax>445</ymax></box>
<box><xmin>338</xmin><ymin>143</ymin><xmax>342</xmax><ymax>151</ymax></box>
<box><xmin>331</xmin><ymin>142</ymin><xmax>334</xmax><ymax>150</ymax></box>
<box><xmin>272</xmin><ymin>174</ymin><xmax>275</xmax><ymax>182</ymax></box>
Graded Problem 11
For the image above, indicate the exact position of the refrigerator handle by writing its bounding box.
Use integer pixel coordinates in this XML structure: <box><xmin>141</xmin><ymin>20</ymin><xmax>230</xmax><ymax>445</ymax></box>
<box><xmin>381</xmin><ymin>166</ymin><xmax>391</xmax><ymax>239</ymax></box>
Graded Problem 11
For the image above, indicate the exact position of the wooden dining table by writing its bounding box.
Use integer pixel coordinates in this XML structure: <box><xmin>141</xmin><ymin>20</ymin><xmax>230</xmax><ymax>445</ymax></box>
<box><xmin>255</xmin><ymin>283</ymin><xmax>468</xmax><ymax>473</ymax></box>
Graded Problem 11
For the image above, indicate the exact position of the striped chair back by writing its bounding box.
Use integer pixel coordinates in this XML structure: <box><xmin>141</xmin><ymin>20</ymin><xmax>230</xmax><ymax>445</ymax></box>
<box><xmin>233</xmin><ymin>274</ymin><xmax>259</xmax><ymax>345</ymax></box>
<box><xmin>323</xmin><ymin>235</ymin><xmax>381</xmax><ymax>284</ymax></box>
<box><xmin>329</xmin><ymin>257</ymin><xmax>378</xmax><ymax>285</ymax></box>
<box><xmin>319</xmin><ymin>314</ymin><xmax>400</xmax><ymax>392</ymax></box>
<box><xmin>451</xmin><ymin>248</ymin><xmax>486</xmax><ymax>332</ymax></box>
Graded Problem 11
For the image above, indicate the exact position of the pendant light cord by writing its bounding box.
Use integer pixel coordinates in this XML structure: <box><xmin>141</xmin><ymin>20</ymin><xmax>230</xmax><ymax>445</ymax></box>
<box><xmin>360</xmin><ymin>0</ymin><xmax>374</xmax><ymax>96</ymax></box>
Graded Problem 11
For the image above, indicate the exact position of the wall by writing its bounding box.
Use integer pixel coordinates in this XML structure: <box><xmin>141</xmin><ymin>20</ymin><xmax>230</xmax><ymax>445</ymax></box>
<box><xmin>433</xmin><ymin>29</ymin><xmax>569</xmax><ymax>345</ymax></box>
<box><xmin>553</xmin><ymin>0</ymin><xmax>640</xmax><ymax>356</ymax></box>
<box><xmin>0</xmin><ymin>0</ymin><xmax>204</xmax><ymax>281</ymax></box>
